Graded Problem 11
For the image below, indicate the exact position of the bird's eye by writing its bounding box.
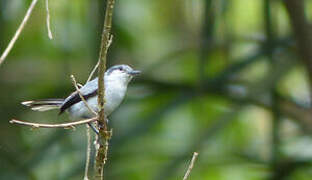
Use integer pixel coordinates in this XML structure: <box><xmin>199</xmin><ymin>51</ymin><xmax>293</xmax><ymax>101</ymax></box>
<box><xmin>118</xmin><ymin>67</ymin><xmax>123</xmax><ymax>71</ymax></box>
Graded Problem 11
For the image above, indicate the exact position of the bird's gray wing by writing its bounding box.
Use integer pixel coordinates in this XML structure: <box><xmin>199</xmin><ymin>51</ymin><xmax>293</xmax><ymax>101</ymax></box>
<box><xmin>59</xmin><ymin>78</ymin><xmax>98</xmax><ymax>114</ymax></box>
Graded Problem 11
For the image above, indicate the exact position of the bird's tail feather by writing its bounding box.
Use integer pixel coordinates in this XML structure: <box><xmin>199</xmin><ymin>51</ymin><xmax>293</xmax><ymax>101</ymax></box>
<box><xmin>22</xmin><ymin>99</ymin><xmax>64</xmax><ymax>112</ymax></box>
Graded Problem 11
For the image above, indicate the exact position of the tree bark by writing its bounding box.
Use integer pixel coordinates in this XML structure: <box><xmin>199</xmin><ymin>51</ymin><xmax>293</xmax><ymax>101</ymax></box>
<box><xmin>284</xmin><ymin>0</ymin><xmax>312</xmax><ymax>92</ymax></box>
<box><xmin>95</xmin><ymin>0</ymin><xmax>116</xmax><ymax>179</ymax></box>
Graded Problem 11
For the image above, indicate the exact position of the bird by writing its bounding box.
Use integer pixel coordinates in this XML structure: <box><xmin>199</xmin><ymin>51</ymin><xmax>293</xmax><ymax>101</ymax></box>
<box><xmin>21</xmin><ymin>64</ymin><xmax>141</xmax><ymax>133</ymax></box>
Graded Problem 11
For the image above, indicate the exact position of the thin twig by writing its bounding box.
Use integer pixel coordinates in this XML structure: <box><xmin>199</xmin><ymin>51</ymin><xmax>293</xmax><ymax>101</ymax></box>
<box><xmin>0</xmin><ymin>0</ymin><xmax>39</xmax><ymax>66</ymax></box>
<box><xmin>71</xmin><ymin>75</ymin><xmax>97</xmax><ymax>116</ymax></box>
<box><xmin>83</xmin><ymin>29</ymin><xmax>114</xmax><ymax>180</ymax></box>
<box><xmin>10</xmin><ymin>117</ymin><xmax>97</xmax><ymax>129</ymax></box>
<box><xmin>45</xmin><ymin>0</ymin><xmax>53</xmax><ymax>39</ymax></box>
<box><xmin>72</xmin><ymin>75</ymin><xmax>98</xmax><ymax>179</ymax></box>
<box><xmin>107</xmin><ymin>35</ymin><xmax>113</xmax><ymax>49</ymax></box>
<box><xmin>183</xmin><ymin>152</ymin><xmax>199</xmax><ymax>180</ymax></box>
<box><xmin>86</xmin><ymin>35</ymin><xmax>112</xmax><ymax>83</ymax></box>
<box><xmin>87</xmin><ymin>60</ymin><xmax>100</xmax><ymax>82</ymax></box>
<box><xmin>84</xmin><ymin>125</ymin><xmax>92</xmax><ymax>180</ymax></box>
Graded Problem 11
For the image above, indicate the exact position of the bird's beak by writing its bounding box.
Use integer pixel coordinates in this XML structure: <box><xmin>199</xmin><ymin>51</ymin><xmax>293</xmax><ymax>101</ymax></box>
<box><xmin>128</xmin><ymin>70</ymin><xmax>141</xmax><ymax>76</ymax></box>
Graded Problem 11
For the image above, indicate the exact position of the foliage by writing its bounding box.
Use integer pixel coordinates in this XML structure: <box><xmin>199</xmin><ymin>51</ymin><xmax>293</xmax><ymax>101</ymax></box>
<box><xmin>1</xmin><ymin>0</ymin><xmax>312</xmax><ymax>179</ymax></box>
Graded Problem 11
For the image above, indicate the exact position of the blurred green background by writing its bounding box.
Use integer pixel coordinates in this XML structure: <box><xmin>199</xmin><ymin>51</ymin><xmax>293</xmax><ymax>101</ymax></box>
<box><xmin>1</xmin><ymin>0</ymin><xmax>312</xmax><ymax>179</ymax></box>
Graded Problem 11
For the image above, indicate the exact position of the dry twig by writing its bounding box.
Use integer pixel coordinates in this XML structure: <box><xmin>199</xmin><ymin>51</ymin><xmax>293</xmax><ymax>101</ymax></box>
<box><xmin>10</xmin><ymin>117</ymin><xmax>97</xmax><ymax>129</ymax></box>
<box><xmin>70</xmin><ymin>74</ymin><xmax>97</xmax><ymax>116</ymax></box>
<box><xmin>72</xmin><ymin>73</ymin><xmax>102</xmax><ymax>179</ymax></box>
<box><xmin>87</xmin><ymin>60</ymin><xmax>100</xmax><ymax>82</ymax></box>
<box><xmin>45</xmin><ymin>0</ymin><xmax>53</xmax><ymax>39</ymax></box>
<box><xmin>86</xmin><ymin>35</ymin><xmax>113</xmax><ymax>82</ymax></box>
<box><xmin>84</xmin><ymin>125</ymin><xmax>92</xmax><ymax>180</ymax></box>
<box><xmin>183</xmin><ymin>152</ymin><xmax>199</xmax><ymax>180</ymax></box>
<box><xmin>0</xmin><ymin>0</ymin><xmax>39</xmax><ymax>66</ymax></box>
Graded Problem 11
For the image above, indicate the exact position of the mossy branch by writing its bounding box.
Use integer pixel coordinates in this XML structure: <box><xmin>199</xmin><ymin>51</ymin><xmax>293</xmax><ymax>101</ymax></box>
<box><xmin>95</xmin><ymin>0</ymin><xmax>116</xmax><ymax>179</ymax></box>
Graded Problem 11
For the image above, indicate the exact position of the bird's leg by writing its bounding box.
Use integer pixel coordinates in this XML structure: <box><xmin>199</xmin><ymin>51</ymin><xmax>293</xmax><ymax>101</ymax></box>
<box><xmin>97</xmin><ymin>118</ymin><xmax>112</xmax><ymax>139</ymax></box>
<box><xmin>98</xmin><ymin>116</ymin><xmax>113</xmax><ymax>139</ymax></box>
<box><xmin>88</xmin><ymin>122</ymin><xmax>99</xmax><ymax>135</ymax></box>
<box><xmin>97</xmin><ymin>117</ymin><xmax>109</xmax><ymax>128</ymax></box>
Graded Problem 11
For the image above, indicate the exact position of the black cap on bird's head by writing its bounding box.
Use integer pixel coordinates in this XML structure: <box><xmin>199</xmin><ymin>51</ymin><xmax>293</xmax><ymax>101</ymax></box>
<box><xmin>106</xmin><ymin>64</ymin><xmax>141</xmax><ymax>76</ymax></box>
<box><xmin>106</xmin><ymin>64</ymin><xmax>141</xmax><ymax>84</ymax></box>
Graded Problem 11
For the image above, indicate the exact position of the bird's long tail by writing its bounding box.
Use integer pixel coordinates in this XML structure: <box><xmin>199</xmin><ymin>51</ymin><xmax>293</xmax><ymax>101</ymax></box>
<box><xmin>22</xmin><ymin>99</ymin><xmax>64</xmax><ymax>112</ymax></box>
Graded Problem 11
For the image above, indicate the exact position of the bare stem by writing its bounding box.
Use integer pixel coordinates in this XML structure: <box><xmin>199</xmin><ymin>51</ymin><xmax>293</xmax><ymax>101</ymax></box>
<box><xmin>183</xmin><ymin>152</ymin><xmax>199</xmax><ymax>180</ymax></box>
<box><xmin>0</xmin><ymin>0</ymin><xmax>39</xmax><ymax>66</ymax></box>
<box><xmin>10</xmin><ymin>117</ymin><xmax>97</xmax><ymax>129</ymax></box>
<box><xmin>87</xmin><ymin>60</ymin><xmax>100</xmax><ymax>83</ymax></box>
<box><xmin>71</xmin><ymin>75</ymin><xmax>97</xmax><ymax>180</ymax></box>
<box><xmin>45</xmin><ymin>0</ymin><xmax>53</xmax><ymax>39</ymax></box>
<box><xmin>86</xmin><ymin>35</ymin><xmax>113</xmax><ymax>83</ymax></box>
<box><xmin>84</xmin><ymin>125</ymin><xmax>92</xmax><ymax>180</ymax></box>
<box><xmin>95</xmin><ymin>0</ymin><xmax>116</xmax><ymax>179</ymax></box>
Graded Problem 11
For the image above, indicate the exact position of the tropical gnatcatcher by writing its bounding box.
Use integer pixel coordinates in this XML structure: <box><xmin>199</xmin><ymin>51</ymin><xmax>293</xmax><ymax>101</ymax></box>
<box><xmin>22</xmin><ymin>64</ymin><xmax>141</xmax><ymax>133</ymax></box>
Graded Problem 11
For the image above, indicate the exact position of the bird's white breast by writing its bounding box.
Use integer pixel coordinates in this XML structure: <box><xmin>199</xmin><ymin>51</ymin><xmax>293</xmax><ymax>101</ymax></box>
<box><xmin>68</xmin><ymin>79</ymin><xmax>127</xmax><ymax>119</ymax></box>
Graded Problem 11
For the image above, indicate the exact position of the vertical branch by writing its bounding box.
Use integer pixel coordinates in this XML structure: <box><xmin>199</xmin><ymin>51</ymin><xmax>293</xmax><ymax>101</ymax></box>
<box><xmin>95</xmin><ymin>0</ymin><xmax>116</xmax><ymax>179</ymax></box>
<box><xmin>0</xmin><ymin>2</ymin><xmax>5</xmax><ymax>51</ymax></box>
<box><xmin>263</xmin><ymin>1</ymin><xmax>284</xmax><ymax>179</ymax></box>
<box><xmin>84</xmin><ymin>125</ymin><xmax>92</xmax><ymax>180</ymax></box>
<box><xmin>270</xmin><ymin>90</ymin><xmax>282</xmax><ymax>180</ymax></box>
<box><xmin>199</xmin><ymin>0</ymin><xmax>214</xmax><ymax>89</ymax></box>
<box><xmin>264</xmin><ymin>0</ymin><xmax>277</xmax><ymax>160</ymax></box>
<box><xmin>283</xmin><ymin>0</ymin><xmax>312</xmax><ymax>97</ymax></box>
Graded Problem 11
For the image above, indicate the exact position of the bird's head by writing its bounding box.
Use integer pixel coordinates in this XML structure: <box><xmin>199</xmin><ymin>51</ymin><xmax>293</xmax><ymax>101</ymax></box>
<box><xmin>105</xmin><ymin>64</ymin><xmax>141</xmax><ymax>84</ymax></box>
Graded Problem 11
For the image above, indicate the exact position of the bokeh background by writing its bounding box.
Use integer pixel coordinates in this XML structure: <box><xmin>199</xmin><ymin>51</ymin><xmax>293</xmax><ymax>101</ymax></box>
<box><xmin>1</xmin><ymin>0</ymin><xmax>312</xmax><ymax>179</ymax></box>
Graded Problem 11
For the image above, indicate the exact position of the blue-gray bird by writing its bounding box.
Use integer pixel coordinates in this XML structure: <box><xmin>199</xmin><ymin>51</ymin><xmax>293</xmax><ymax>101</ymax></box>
<box><xmin>22</xmin><ymin>64</ymin><xmax>140</xmax><ymax>132</ymax></box>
